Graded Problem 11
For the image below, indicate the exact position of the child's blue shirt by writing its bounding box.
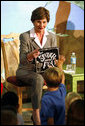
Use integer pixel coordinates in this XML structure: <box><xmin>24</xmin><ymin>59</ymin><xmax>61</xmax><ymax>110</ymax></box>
<box><xmin>40</xmin><ymin>83</ymin><xmax>66</xmax><ymax>125</ymax></box>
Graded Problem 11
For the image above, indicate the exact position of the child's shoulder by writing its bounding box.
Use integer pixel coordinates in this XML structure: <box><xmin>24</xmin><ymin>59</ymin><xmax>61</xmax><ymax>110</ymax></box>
<box><xmin>59</xmin><ymin>83</ymin><xmax>65</xmax><ymax>87</ymax></box>
<box><xmin>59</xmin><ymin>83</ymin><xmax>66</xmax><ymax>95</ymax></box>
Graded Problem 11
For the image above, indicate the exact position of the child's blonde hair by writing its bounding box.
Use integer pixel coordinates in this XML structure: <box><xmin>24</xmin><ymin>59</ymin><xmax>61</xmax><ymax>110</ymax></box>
<box><xmin>65</xmin><ymin>92</ymin><xmax>82</xmax><ymax>114</ymax></box>
<box><xmin>43</xmin><ymin>67</ymin><xmax>64</xmax><ymax>87</ymax></box>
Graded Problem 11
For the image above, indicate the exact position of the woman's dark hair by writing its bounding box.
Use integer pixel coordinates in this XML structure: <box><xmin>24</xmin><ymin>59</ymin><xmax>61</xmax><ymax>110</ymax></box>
<box><xmin>67</xmin><ymin>99</ymin><xmax>84</xmax><ymax>125</ymax></box>
<box><xmin>31</xmin><ymin>7</ymin><xmax>50</xmax><ymax>23</ymax></box>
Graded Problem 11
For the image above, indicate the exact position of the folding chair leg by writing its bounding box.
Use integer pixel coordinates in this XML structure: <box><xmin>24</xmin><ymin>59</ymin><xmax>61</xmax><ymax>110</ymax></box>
<box><xmin>17</xmin><ymin>87</ymin><xmax>22</xmax><ymax>115</ymax></box>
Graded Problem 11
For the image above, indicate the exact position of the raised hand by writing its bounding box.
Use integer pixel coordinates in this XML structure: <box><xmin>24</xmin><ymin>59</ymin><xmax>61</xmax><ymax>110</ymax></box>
<box><xmin>55</xmin><ymin>55</ymin><xmax>65</xmax><ymax>70</ymax></box>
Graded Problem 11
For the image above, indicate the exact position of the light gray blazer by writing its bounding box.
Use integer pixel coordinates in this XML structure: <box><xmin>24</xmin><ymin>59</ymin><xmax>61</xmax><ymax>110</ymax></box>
<box><xmin>16</xmin><ymin>30</ymin><xmax>57</xmax><ymax>77</ymax></box>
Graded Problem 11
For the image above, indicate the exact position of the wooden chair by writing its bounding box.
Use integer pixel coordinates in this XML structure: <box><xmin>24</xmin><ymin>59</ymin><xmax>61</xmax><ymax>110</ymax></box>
<box><xmin>1</xmin><ymin>33</ymin><xmax>47</xmax><ymax>115</ymax></box>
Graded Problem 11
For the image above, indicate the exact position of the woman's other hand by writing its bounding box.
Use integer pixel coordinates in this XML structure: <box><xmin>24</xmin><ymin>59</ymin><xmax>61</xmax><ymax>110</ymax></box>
<box><xmin>27</xmin><ymin>49</ymin><xmax>40</xmax><ymax>61</ymax></box>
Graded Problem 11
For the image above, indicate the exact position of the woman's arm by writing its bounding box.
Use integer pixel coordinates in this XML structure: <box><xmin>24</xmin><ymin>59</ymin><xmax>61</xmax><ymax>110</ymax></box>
<box><xmin>27</xmin><ymin>49</ymin><xmax>40</xmax><ymax>61</ymax></box>
<box><xmin>19</xmin><ymin>33</ymin><xmax>30</xmax><ymax>64</ymax></box>
<box><xmin>19</xmin><ymin>33</ymin><xmax>40</xmax><ymax>64</ymax></box>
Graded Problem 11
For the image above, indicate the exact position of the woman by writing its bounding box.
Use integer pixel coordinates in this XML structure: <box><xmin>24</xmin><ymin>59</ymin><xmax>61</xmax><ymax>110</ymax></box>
<box><xmin>16</xmin><ymin>7</ymin><xmax>57</xmax><ymax>125</ymax></box>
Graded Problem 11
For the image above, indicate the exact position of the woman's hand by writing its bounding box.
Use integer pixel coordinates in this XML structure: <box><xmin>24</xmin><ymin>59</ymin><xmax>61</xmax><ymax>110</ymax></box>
<box><xmin>27</xmin><ymin>49</ymin><xmax>40</xmax><ymax>61</ymax></box>
<box><xmin>55</xmin><ymin>55</ymin><xmax>65</xmax><ymax>70</ymax></box>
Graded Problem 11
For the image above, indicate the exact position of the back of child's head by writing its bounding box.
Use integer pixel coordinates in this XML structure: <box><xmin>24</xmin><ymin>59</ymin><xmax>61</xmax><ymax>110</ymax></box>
<box><xmin>1</xmin><ymin>105</ymin><xmax>18</xmax><ymax>125</ymax></box>
<box><xmin>1</xmin><ymin>91</ymin><xmax>19</xmax><ymax>108</ymax></box>
<box><xmin>43</xmin><ymin>67</ymin><xmax>63</xmax><ymax>87</ymax></box>
<box><xmin>67</xmin><ymin>99</ymin><xmax>84</xmax><ymax>125</ymax></box>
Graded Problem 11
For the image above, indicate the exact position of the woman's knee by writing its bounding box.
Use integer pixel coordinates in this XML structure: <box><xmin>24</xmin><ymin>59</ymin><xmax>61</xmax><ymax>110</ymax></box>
<box><xmin>31</xmin><ymin>74</ymin><xmax>44</xmax><ymax>90</ymax></box>
<box><xmin>36</xmin><ymin>74</ymin><xmax>44</xmax><ymax>84</ymax></box>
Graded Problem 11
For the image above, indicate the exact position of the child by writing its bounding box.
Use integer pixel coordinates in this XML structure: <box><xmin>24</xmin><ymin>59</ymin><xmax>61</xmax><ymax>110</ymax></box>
<box><xmin>1</xmin><ymin>91</ymin><xmax>24</xmax><ymax>125</ymax></box>
<box><xmin>65</xmin><ymin>91</ymin><xmax>82</xmax><ymax>122</ymax></box>
<box><xmin>1</xmin><ymin>105</ymin><xmax>18</xmax><ymax>125</ymax></box>
<box><xmin>67</xmin><ymin>99</ymin><xmax>84</xmax><ymax>125</ymax></box>
<box><xmin>40</xmin><ymin>66</ymin><xmax>66</xmax><ymax>125</ymax></box>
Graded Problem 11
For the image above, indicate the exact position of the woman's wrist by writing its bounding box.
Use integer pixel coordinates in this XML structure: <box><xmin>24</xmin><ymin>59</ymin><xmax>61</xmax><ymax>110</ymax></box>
<box><xmin>27</xmin><ymin>53</ymin><xmax>33</xmax><ymax>61</ymax></box>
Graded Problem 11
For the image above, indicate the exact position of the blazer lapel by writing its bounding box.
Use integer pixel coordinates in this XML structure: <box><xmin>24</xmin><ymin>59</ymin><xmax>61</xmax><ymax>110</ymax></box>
<box><xmin>30</xmin><ymin>28</ymin><xmax>50</xmax><ymax>49</ymax></box>
<box><xmin>43</xmin><ymin>34</ymin><xmax>52</xmax><ymax>48</ymax></box>
<box><xmin>30</xmin><ymin>37</ymin><xmax>40</xmax><ymax>49</ymax></box>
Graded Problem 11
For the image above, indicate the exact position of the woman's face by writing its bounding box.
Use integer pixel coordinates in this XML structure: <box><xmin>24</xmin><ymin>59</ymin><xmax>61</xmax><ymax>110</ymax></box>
<box><xmin>33</xmin><ymin>18</ymin><xmax>47</xmax><ymax>33</ymax></box>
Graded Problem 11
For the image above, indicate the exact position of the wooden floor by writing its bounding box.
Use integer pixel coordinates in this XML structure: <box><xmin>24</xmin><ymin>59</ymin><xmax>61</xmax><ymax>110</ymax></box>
<box><xmin>22</xmin><ymin>102</ymin><xmax>33</xmax><ymax>125</ymax></box>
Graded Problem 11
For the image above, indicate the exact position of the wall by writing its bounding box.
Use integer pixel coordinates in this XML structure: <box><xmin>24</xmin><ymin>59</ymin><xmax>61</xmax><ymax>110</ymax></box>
<box><xmin>54</xmin><ymin>1</ymin><xmax>84</xmax><ymax>67</ymax></box>
<box><xmin>1</xmin><ymin>1</ymin><xmax>84</xmax><ymax>34</ymax></box>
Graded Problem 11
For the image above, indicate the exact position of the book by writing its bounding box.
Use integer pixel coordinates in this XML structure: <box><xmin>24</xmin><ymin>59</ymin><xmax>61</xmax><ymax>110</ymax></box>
<box><xmin>35</xmin><ymin>47</ymin><xmax>59</xmax><ymax>73</ymax></box>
